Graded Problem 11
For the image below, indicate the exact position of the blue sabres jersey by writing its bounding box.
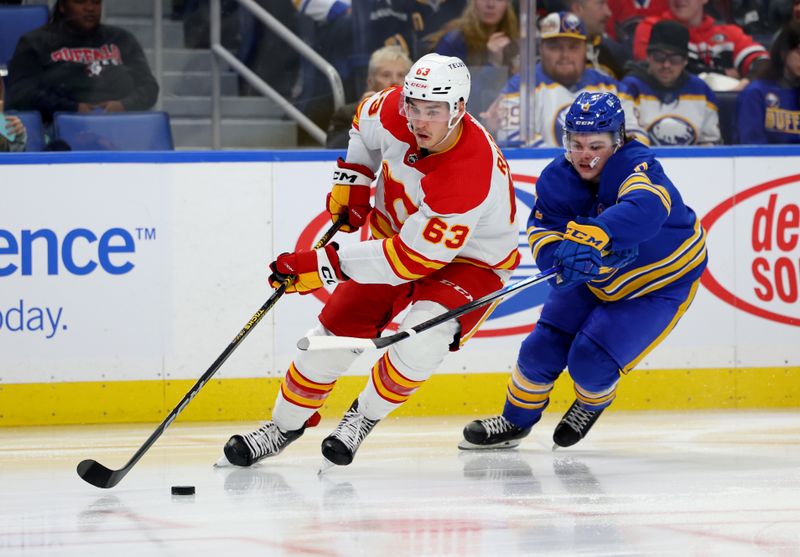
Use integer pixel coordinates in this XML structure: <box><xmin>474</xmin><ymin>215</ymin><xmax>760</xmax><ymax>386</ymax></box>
<box><xmin>527</xmin><ymin>140</ymin><xmax>707</xmax><ymax>301</ymax></box>
<box><xmin>736</xmin><ymin>79</ymin><xmax>800</xmax><ymax>144</ymax></box>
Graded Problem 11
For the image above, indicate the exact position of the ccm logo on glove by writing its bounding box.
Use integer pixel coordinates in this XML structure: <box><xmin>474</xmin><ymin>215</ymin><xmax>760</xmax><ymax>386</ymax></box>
<box><xmin>327</xmin><ymin>158</ymin><xmax>375</xmax><ymax>233</ymax></box>
<box><xmin>269</xmin><ymin>244</ymin><xmax>346</xmax><ymax>294</ymax></box>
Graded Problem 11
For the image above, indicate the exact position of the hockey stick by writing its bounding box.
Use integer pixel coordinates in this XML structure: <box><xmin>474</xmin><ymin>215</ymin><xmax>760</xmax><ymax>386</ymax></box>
<box><xmin>296</xmin><ymin>266</ymin><xmax>559</xmax><ymax>352</ymax></box>
<box><xmin>77</xmin><ymin>219</ymin><xmax>344</xmax><ymax>489</ymax></box>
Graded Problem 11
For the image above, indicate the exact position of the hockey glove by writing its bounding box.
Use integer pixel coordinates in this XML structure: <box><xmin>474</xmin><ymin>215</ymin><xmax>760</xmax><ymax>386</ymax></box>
<box><xmin>327</xmin><ymin>158</ymin><xmax>374</xmax><ymax>233</ymax></box>
<box><xmin>553</xmin><ymin>218</ymin><xmax>611</xmax><ymax>289</ymax></box>
<box><xmin>600</xmin><ymin>245</ymin><xmax>639</xmax><ymax>273</ymax></box>
<box><xmin>269</xmin><ymin>244</ymin><xmax>346</xmax><ymax>295</ymax></box>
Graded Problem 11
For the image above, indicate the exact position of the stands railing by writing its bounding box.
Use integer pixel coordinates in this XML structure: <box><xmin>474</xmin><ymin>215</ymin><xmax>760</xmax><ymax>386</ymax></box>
<box><xmin>209</xmin><ymin>0</ymin><xmax>346</xmax><ymax>148</ymax></box>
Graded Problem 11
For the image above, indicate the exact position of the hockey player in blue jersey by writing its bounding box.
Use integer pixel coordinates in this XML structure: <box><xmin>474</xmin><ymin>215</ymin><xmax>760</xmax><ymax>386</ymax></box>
<box><xmin>460</xmin><ymin>91</ymin><xmax>708</xmax><ymax>450</ymax></box>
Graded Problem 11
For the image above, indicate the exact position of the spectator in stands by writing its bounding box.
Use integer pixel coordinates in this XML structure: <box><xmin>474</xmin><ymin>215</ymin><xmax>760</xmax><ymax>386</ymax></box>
<box><xmin>0</xmin><ymin>68</ymin><xmax>27</xmax><ymax>152</ymax></box>
<box><xmin>622</xmin><ymin>20</ymin><xmax>720</xmax><ymax>144</ymax></box>
<box><xmin>6</xmin><ymin>0</ymin><xmax>158</xmax><ymax>123</ymax></box>
<box><xmin>427</xmin><ymin>0</ymin><xmax>520</xmax><ymax>114</ymax></box>
<box><xmin>326</xmin><ymin>45</ymin><xmax>413</xmax><ymax>148</ymax></box>
<box><xmin>606</xmin><ymin>0</ymin><xmax>668</xmax><ymax>43</ymax></box>
<box><xmin>736</xmin><ymin>21</ymin><xmax>800</xmax><ymax>143</ymax></box>
<box><xmin>564</xmin><ymin>0</ymin><xmax>630</xmax><ymax>78</ymax></box>
<box><xmin>481</xmin><ymin>12</ymin><xmax>645</xmax><ymax>147</ymax></box>
<box><xmin>633</xmin><ymin>0</ymin><xmax>770</xmax><ymax>89</ymax></box>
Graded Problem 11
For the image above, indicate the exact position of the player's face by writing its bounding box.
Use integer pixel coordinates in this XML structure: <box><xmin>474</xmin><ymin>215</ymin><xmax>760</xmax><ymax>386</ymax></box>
<box><xmin>61</xmin><ymin>0</ymin><xmax>102</xmax><ymax>33</ymax></box>
<box><xmin>785</xmin><ymin>46</ymin><xmax>800</xmax><ymax>80</ymax></box>
<box><xmin>647</xmin><ymin>49</ymin><xmax>688</xmax><ymax>87</ymax></box>
<box><xmin>565</xmin><ymin>132</ymin><xmax>616</xmax><ymax>181</ymax></box>
<box><xmin>368</xmin><ymin>60</ymin><xmax>411</xmax><ymax>92</ymax></box>
<box><xmin>404</xmin><ymin>98</ymin><xmax>461</xmax><ymax>151</ymax></box>
<box><xmin>669</xmin><ymin>0</ymin><xmax>708</xmax><ymax>25</ymax></box>
<box><xmin>474</xmin><ymin>0</ymin><xmax>508</xmax><ymax>27</ymax></box>
<box><xmin>541</xmin><ymin>38</ymin><xmax>586</xmax><ymax>87</ymax></box>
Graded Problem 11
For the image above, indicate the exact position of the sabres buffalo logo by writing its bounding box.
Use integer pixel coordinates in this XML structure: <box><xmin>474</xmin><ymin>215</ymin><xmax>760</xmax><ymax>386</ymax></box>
<box><xmin>648</xmin><ymin>115</ymin><xmax>697</xmax><ymax>145</ymax></box>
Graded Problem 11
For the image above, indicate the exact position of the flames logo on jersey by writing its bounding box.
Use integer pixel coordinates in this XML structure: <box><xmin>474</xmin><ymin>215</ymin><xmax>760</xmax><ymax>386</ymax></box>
<box><xmin>648</xmin><ymin>115</ymin><xmax>697</xmax><ymax>146</ymax></box>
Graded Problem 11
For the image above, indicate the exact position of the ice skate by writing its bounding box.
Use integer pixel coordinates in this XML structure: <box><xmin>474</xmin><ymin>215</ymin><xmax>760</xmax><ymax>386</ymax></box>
<box><xmin>223</xmin><ymin>412</ymin><xmax>319</xmax><ymax>467</ymax></box>
<box><xmin>320</xmin><ymin>400</ymin><xmax>379</xmax><ymax>466</ymax></box>
<box><xmin>552</xmin><ymin>400</ymin><xmax>604</xmax><ymax>448</ymax></box>
<box><xmin>458</xmin><ymin>415</ymin><xmax>532</xmax><ymax>450</ymax></box>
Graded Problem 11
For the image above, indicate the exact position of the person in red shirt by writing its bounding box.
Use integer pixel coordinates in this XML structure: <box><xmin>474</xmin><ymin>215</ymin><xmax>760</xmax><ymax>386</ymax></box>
<box><xmin>633</xmin><ymin>0</ymin><xmax>769</xmax><ymax>83</ymax></box>
<box><xmin>606</xmin><ymin>0</ymin><xmax>669</xmax><ymax>42</ymax></box>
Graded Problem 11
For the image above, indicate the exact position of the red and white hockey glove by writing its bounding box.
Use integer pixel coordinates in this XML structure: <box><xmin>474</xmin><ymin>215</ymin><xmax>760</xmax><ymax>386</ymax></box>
<box><xmin>268</xmin><ymin>244</ymin><xmax>346</xmax><ymax>295</ymax></box>
<box><xmin>326</xmin><ymin>158</ymin><xmax>374</xmax><ymax>233</ymax></box>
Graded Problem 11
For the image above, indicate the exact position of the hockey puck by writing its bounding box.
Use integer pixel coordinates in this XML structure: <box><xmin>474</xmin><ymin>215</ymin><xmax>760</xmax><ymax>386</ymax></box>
<box><xmin>171</xmin><ymin>485</ymin><xmax>195</xmax><ymax>496</ymax></box>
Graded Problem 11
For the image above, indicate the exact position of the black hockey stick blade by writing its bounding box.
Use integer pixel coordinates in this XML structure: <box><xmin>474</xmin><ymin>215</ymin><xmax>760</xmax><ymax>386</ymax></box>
<box><xmin>297</xmin><ymin>266</ymin><xmax>559</xmax><ymax>352</ymax></box>
<box><xmin>77</xmin><ymin>459</ymin><xmax>120</xmax><ymax>489</ymax></box>
<box><xmin>76</xmin><ymin>219</ymin><xmax>343</xmax><ymax>489</ymax></box>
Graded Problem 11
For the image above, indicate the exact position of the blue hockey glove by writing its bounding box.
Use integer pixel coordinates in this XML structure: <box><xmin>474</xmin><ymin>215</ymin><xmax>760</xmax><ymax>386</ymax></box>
<box><xmin>553</xmin><ymin>218</ymin><xmax>611</xmax><ymax>289</ymax></box>
<box><xmin>601</xmin><ymin>245</ymin><xmax>639</xmax><ymax>271</ymax></box>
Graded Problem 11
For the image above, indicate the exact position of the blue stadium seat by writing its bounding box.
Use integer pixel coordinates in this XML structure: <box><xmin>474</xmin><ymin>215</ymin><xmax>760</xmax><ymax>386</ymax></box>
<box><xmin>0</xmin><ymin>5</ymin><xmax>49</xmax><ymax>68</ymax></box>
<box><xmin>5</xmin><ymin>110</ymin><xmax>46</xmax><ymax>151</ymax></box>
<box><xmin>715</xmin><ymin>91</ymin><xmax>738</xmax><ymax>145</ymax></box>
<box><xmin>53</xmin><ymin>111</ymin><xmax>175</xmax><ymax>151</ymax></box>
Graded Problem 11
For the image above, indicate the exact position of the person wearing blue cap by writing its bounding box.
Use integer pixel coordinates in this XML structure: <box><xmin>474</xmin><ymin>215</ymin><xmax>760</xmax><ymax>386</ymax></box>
<box><xmin>461</xmin><ymin>91</ymin><xmax>707</xmax><ymax>450</ymax></box>
<box><xmin>481</xmin><ymin>11</ymin><xmax>646</xmax><ymax>147</ymax></box>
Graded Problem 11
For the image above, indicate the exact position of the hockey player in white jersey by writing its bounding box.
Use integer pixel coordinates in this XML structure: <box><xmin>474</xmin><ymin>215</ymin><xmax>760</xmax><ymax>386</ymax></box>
<box><xmin>482</xmin><ymin>11</ymin><xmax>645</xmax><ymax>147</ymax></box>
<box><xmin>221</xmin><ymin>53</ymin><xmax>521</xmax><ymax>468</ymax></box>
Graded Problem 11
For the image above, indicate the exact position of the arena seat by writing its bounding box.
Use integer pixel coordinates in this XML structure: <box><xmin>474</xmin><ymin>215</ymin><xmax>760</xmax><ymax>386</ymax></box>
<box><xmin>53</xmin><ymin>111</ymin><xmax>175</xmax><ymax>151</ymax></box>
<box><xmin>715</xmin><ymin>91</ymin><xmax>738</xmax><ymax>145</ymax></box>
<box><xmin>6</xmin><ymin>110</ymin><xmax>46</xmax><ymax>152</ymax></box>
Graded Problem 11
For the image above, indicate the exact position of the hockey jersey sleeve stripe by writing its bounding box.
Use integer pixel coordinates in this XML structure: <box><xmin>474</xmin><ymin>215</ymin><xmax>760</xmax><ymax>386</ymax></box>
<box><xmin>528</xmin><ymin>227</ymin><xmax>564</xmax><ymax>260</ymax></box>
<box><xmin>352</xmin><ymin>96</ymin><xmax>370</xmax><ymax>131</ymax></box>
<box><xmin>383</xmin><ymin>236</ymin><xmax>446</xmax><ymax>281</ymax></box>
<box><xmin>369</xmin><ymin>209</ymin><xmax>396</xmax><ymax>240</ymax></box>
<box><xmin>734</xmin><ymin>44</ymin><xmax>768</xmax><ymax>73</ymax></box>
<box><xmin>618</xmin><ymin>173</ymin><xmax>672</xmax><ymax>213</ymax></box>
<box><xmin>589</xmin><ymin>221</ymin><xmax>706</xmax><ymax>300</ymax></box>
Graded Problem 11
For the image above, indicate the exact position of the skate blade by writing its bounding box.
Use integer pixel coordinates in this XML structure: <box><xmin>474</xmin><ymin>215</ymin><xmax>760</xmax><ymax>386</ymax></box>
<box><xmin>317</xmin><ymin>457</ymin><xmax>337</xmax><ymax>476</ymax></box>
<box><xmin>213</xmin><ymin>455</ymin><xmax>233</xmax><ymax>468</ymax></box>
<box><xmin>458</xmin><ymin>438</ymin><xmax>522</xmax><ymax>451</ymax></box>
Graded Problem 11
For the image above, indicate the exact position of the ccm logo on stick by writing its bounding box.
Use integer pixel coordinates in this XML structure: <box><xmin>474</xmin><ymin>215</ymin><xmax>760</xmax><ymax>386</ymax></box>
<box><xmin>0</xmin><ymin>227</ymin><xmax>141</xmax><ymax>277</ymax></box>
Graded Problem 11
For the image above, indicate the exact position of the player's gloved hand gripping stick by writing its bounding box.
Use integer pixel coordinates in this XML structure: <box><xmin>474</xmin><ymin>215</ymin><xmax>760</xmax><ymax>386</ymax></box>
<box><xmin>297</xmin><ymin>266</ymin><xmax>560</xmax><ymax>352</ymax></box>
<box><xmin>76</xmin><ymin>219</ymin><xmax>344</xmax><ymax>489</ymax></box>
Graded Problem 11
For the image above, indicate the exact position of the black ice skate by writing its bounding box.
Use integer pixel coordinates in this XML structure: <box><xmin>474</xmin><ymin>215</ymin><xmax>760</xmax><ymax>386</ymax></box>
<box><xmin>458</xmin><ymin>415</ymin><xmax>532</xmax><ymax>450</ymax></box>
<box><xmin>224</xmin><ymin>413</ymin><xmax>319</xmax><ymax>467</ymax></box>
<box><xmin>552</xmin><ymin>400</ymin><xmax>604</xmax><ymax>448</ymax></box>
<box><xmin>320</xmin><ymin>400</ymin><xmax>379</xmax><ymax>466</ymax></box>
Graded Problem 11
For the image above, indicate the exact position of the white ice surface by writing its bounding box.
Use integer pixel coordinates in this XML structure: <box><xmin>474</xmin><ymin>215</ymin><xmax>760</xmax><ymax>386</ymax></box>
<box><xmin>1</xmin><ymin>411</ymin><xmax>799</xmax><ymax>556</ymax></box>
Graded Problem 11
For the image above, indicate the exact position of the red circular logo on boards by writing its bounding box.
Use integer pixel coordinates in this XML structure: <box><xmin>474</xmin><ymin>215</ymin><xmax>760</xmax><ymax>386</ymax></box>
<box><xmin>700</xmin><ymin>174</ymin><xmax>800</xmax><ymax>327</ymax></box>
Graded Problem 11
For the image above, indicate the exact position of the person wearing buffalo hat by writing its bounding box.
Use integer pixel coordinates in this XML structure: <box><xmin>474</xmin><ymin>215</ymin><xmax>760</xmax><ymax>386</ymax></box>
<box><xmin>622</xmin><ymin>19</ymin><xmax>721</xmax><ymax>145</ymax></box>
<box><xmin>482</xmin><ymin>11</ymin><xmax>645</xmax><ymax>147</ymax></box>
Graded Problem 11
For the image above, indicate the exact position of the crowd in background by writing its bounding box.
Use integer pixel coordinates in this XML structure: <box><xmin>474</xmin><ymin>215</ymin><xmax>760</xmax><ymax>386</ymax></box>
<box><xmin>1</xmin><ymin>0</ymin><xmax>800</xmax><ymax>151</ymax></box>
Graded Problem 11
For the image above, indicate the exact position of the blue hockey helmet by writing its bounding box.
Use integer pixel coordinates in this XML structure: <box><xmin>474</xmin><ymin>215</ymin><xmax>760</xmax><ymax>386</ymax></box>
<box><xmin>564</xmin><ymin>91</ymin><xmax>625</xmax><ymax>140</ymax></box>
